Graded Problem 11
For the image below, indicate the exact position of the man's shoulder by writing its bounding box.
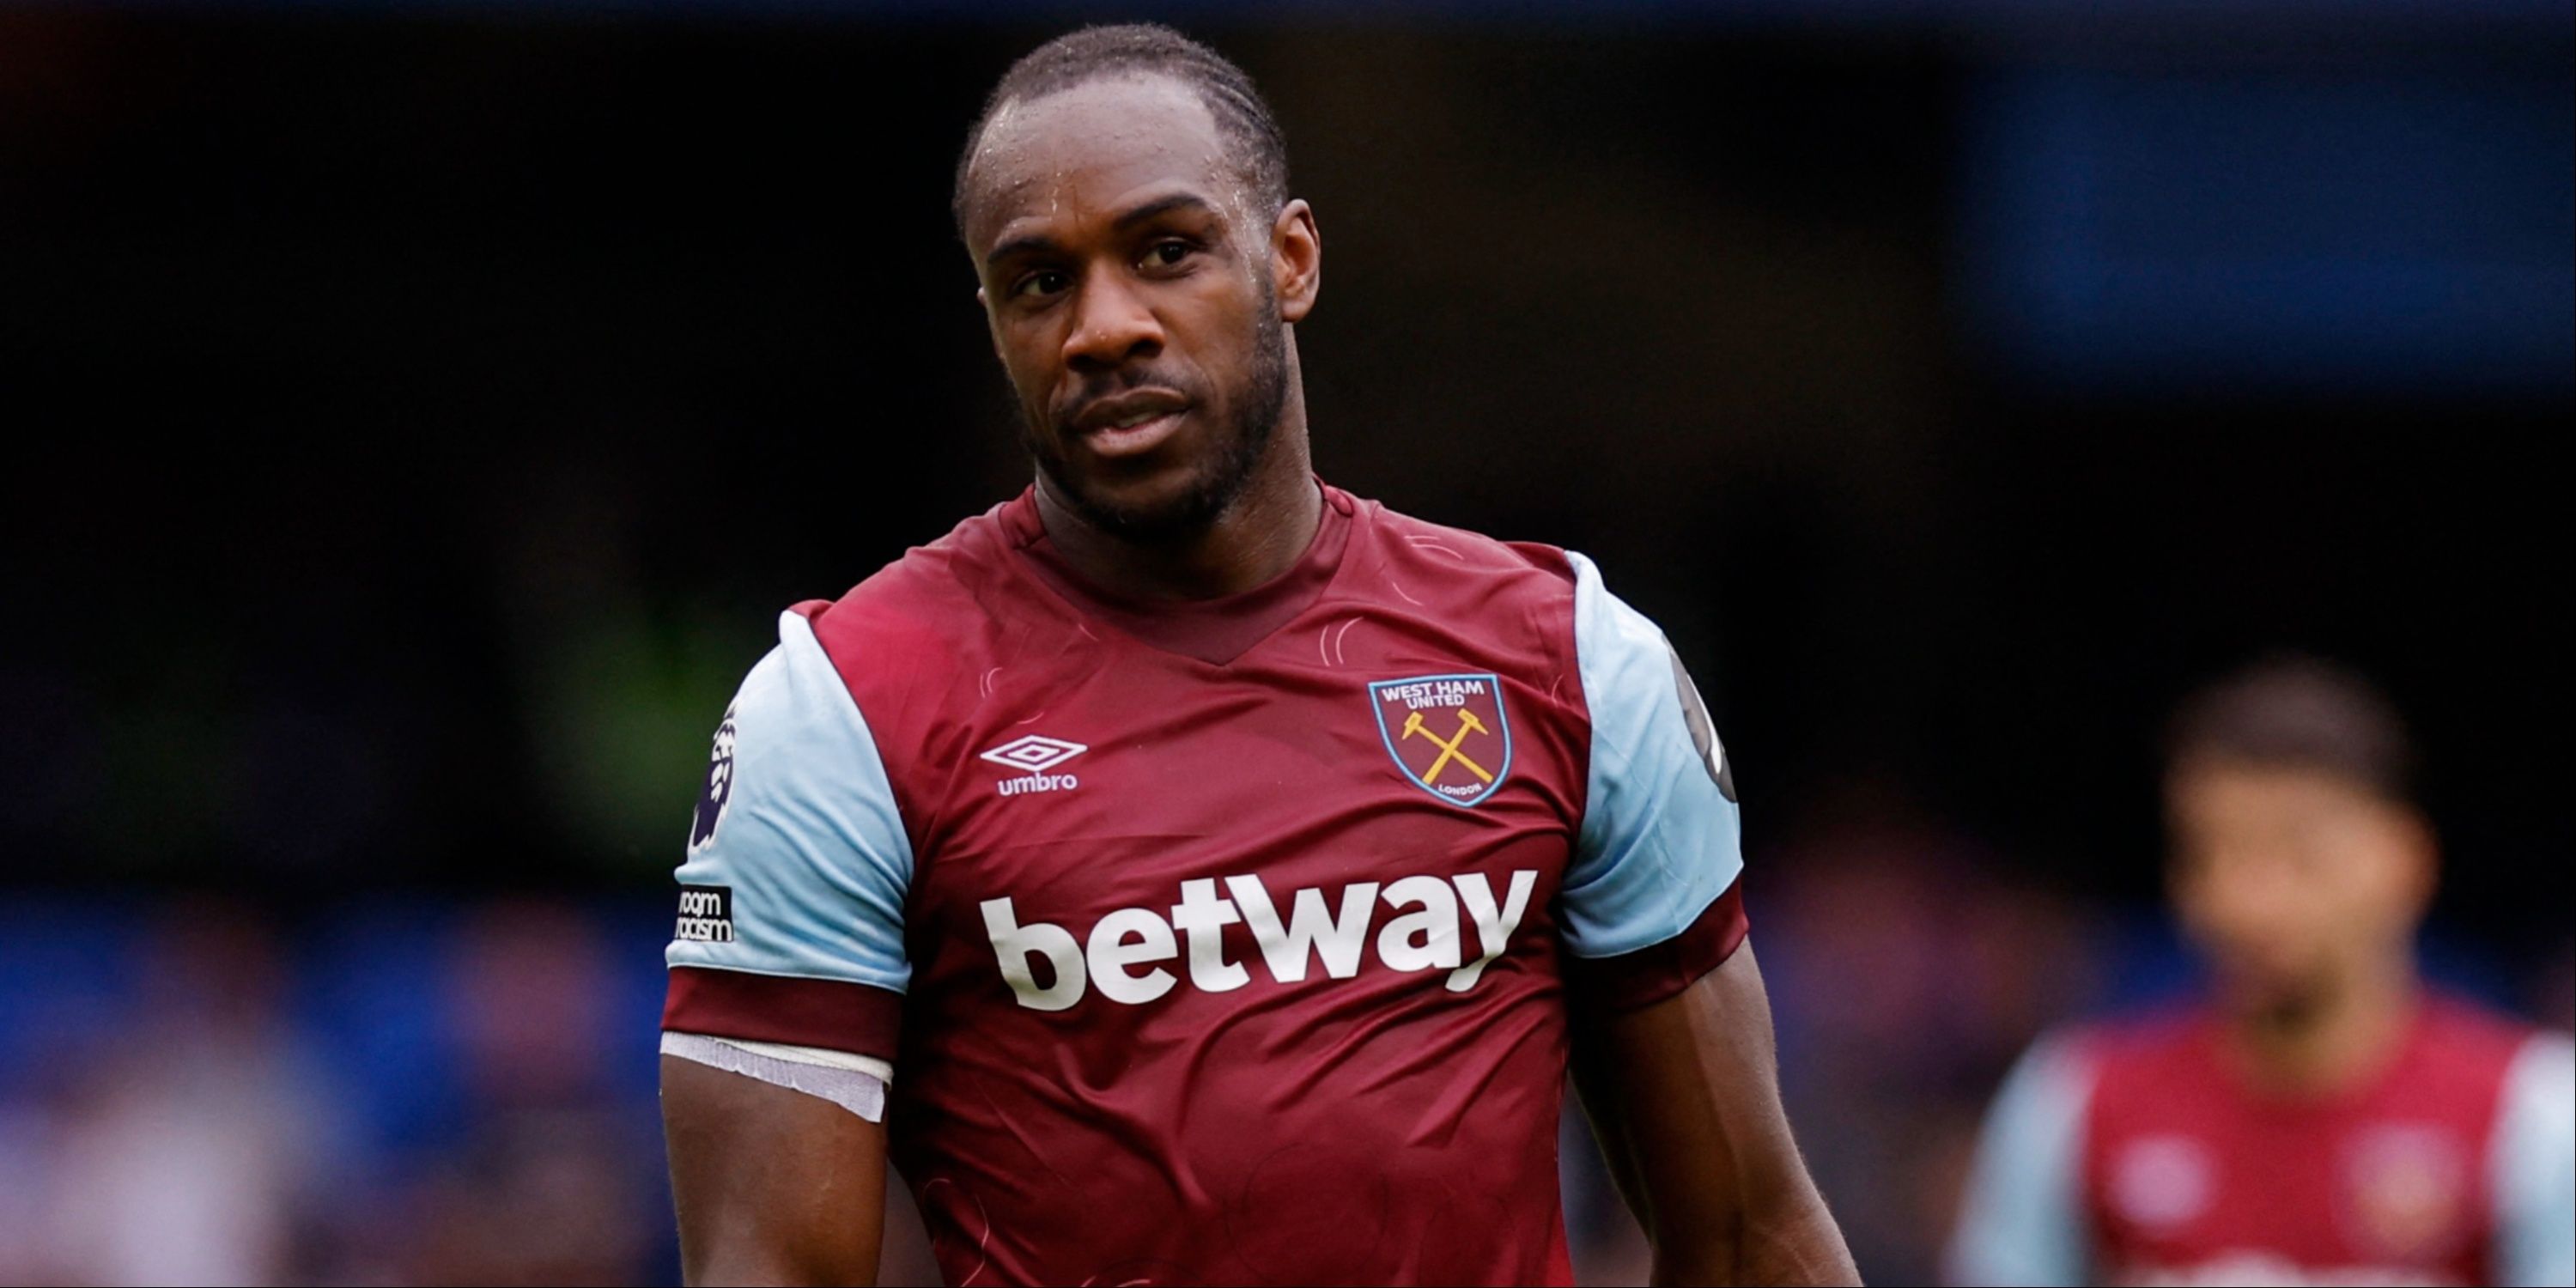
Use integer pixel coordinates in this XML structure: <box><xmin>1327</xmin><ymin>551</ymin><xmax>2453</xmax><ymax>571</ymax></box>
<box><xmin>2063</xmin><ymin>994</ymin><xmax>2555</xmax><ymax>1110</ymax></box>
<box><xmin>768</xmin><ymin>498</ymin><xmax>1041</xmax><ymax>740</ymax></box>
<box><xmin>2409</xmin><ymin>993</ymin><xmax>2555</xmax><ymax>1095</ymax></box>
<box><xmin>1342</xmin><ymin>495</ymin><xmax>1588</xmax><ymax>675</ymax></box>
<box><xmin>2041</xmin><ymin>1005</ymin><xmax>2213</xmax><ymax>1095</ymax></box>
<box><xmin>1359</xmin><ymin>495</ymin><xmax>1580</xmax><ymax>590</ymax></box>
<box><xmin>802</xmin><ymin>498</ymin><xmax>1024</xmax><ymax>631</ymax></box>
<box><xmin>2417</xmin><ymin>991</ymin><xmax>2545</xmax><ymax>1054</ymax></box>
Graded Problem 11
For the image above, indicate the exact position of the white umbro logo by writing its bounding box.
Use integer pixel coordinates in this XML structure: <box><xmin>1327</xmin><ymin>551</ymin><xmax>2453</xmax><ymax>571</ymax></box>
<box><xmin>981</xmin><ymin>735</ymin><xmax>1088</xmax><ymax>797</ymax></box>
<box><xmin>981</xmin><ymin>735</ymin><xmax>1088</xmax><ymax>772</ymax></box>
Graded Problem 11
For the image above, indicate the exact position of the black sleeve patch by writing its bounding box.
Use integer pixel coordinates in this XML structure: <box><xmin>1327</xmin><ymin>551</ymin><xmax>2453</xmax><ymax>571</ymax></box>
<box><xmin>675</xmin><ymin>884</ymin><xmax>735</xmax><ymax>944</ymax></box>
<box><xmin>1665</xmin><ymin>643</ymin><xmax>1736</xmax><ymax>803</ymax></box>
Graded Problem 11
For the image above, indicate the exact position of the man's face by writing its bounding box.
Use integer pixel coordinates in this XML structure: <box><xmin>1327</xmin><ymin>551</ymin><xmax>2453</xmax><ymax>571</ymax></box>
<box><xmin>2166</xmin><ymin>761</ymin><xmax>2433</xmax><ymax>1023</ymax></box>
<box><xmin>961</xmin><ymin>75</ymin><xmax>1309</xmax><ymax>538</ymax></box>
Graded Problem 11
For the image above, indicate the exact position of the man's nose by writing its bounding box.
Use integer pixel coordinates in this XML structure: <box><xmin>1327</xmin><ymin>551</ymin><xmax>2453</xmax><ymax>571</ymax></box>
<box><xmin>1062</xmin><ymin>271</ymin><xmax>1163</xmax><ymax>372</ymax></box>
<box><xmin>2210</xmin><ymin>861</ymin><xmax>2299</xmax><ymax>933</ymax></box>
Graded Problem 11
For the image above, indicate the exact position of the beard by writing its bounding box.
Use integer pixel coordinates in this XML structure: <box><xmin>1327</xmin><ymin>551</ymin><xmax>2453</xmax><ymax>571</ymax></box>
<box><xmin>1016</xmin><ymin>301</ymin><xmax>1291</xmax><ymax>544</ymax></box>
<box><xmin>2218</xmin><ymin>951</ymin><xmax>2339</xmax><ymax>1036</ymax></box>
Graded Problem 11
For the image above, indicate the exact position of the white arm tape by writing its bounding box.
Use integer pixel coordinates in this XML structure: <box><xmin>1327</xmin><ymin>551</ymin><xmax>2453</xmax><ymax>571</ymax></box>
<box><xmin>660</xmin><ymin>1031</ymin><xmax>891</xmax><ymax>1123</ymax></box>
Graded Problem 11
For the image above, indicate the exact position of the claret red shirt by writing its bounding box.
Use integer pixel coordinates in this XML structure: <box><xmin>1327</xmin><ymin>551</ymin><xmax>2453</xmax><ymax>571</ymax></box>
<box><xmin>664</xmin><ymin>483</ymin><xmax>1751</xmax><ymax>1286</ymax></box>
<box><xmin>1952</xmin><ymin>997</ymin><xmax>2576</xmax><ymax>1286</ymax></box>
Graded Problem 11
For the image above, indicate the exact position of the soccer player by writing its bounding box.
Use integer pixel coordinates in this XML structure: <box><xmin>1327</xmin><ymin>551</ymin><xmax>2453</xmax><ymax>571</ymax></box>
<box><xmin>1949</xmin><ymin>659</ymin><xmax>2575</xmax><ymax>1286</ymax></box>
<box><xmin>655</xmin><ymin>23</ymin><xmax>1859</xmax><ymax>1288</ymax></box>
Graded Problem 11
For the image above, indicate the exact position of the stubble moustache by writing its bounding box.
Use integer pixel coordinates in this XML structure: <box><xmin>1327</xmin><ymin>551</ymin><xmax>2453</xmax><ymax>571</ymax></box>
<box><xmin>1016</xmin><ymin>295</ymin><xmax>1290</xmax><ymax>544</ymax></box>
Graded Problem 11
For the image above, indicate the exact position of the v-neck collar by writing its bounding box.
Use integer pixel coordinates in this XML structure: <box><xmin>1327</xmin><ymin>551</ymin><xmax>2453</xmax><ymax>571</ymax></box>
<box><xmin>1005</xmin><ymin>481</ymin><xmax>1358</xmax><ymax>667</ymax></box>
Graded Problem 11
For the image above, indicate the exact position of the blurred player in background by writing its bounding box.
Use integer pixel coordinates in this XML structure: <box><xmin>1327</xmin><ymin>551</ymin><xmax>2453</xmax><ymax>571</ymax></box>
<box><xmin>654</xmin><ymin>23</ymin><xmax>1856</xmax><ymax>1287</ymax></box>
<box><xmin>1950</xmin><ymin>659</ymin><xmax>2575</xmax><ymax>1286</ymax></box>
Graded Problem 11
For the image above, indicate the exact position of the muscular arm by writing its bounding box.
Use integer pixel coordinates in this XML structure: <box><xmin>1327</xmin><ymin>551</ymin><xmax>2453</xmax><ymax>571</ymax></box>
<box><xmin>1571</xmin><ymin>945</ymin><xmax>1861</xmax><ymax>1286</ymax></box>
<box><xmin>662</xmin><ymin>1054</ymin><xmax>889</xmax><ymax>1286</ymax></box>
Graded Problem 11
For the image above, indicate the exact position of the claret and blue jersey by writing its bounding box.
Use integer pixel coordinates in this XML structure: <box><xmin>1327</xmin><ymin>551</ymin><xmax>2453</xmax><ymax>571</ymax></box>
<box><xmin>660</xmin><ymin>483</ymin><xmax>1749</xmax><ymax>1286</ymax></box>
<box><xmin>1952</xmin><ymin>1002</ymin><xmax>2575</xmax><ymax>1287</ymax></box>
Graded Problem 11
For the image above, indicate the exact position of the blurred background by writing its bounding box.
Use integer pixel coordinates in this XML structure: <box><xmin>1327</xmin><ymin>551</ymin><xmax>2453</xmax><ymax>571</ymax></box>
<box><xmin>1</xmin><ymin>1</ymin><xmax>2568</xmax><ymax>1283</ymax></box>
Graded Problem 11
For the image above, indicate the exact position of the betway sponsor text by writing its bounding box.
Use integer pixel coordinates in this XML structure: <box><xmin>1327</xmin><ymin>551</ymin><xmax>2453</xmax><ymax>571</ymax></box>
<box><xmin>980</xmin><ymin>870</ymin><xmax>1540</xmax><ymax>1011</ymax></box>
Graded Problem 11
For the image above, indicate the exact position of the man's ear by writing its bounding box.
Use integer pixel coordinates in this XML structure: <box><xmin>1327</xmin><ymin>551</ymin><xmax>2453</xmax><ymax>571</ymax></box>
<box><xmin>975</xmin><ymin>283</ymin><xmax>1012</xmax><ymax>367</ymax></box>
<box><xmin>2392</xmin><ymin>803</ymin><xmax>2439</xmax><ymax>921</ymax></box>
<box><xmin>1271</xmin><ymin>198</ymin><xmax>1321</xmax><ymax>324</ymax></box>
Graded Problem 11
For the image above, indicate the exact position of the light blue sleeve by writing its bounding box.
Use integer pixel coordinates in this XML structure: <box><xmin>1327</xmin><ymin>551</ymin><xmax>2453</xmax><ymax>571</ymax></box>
<box><xmin>2493</xmin><ymin>1035</ymin><xmax>2576</xmax><ymax>1288</ymax></box>
<box><xmin>1558</xmin><ymin>552</ymin><xmax>1746</xmax><ymax>959</ymax></box>
<box><xmin>1948</xmin><ymin>1036</ymin><xmax>2096</xmax><ymax>1287</ymax></box>
<box><xmin>664</xmin><ymin>610</ymin><xmax>915</xmax><ymax>996</ymax></box>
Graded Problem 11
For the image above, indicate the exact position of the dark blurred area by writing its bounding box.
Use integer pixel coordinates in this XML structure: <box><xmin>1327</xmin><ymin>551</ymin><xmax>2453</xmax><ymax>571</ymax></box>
<box><xmin>2</xmin><ymin>3</ymin><xmax>2567</xmax><ymax>1284</ymax></box>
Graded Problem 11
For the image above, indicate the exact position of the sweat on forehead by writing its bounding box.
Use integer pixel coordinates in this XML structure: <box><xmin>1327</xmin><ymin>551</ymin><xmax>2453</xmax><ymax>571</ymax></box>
<box><xmin>972</xmin><ymin>78</ymin><xmax>1224</xmax><ymax>195</ymax></box>
<box><xmin>959</xmin><ymin>76</ymin><xmax>1260</xmax><ymax>246</ymax></box>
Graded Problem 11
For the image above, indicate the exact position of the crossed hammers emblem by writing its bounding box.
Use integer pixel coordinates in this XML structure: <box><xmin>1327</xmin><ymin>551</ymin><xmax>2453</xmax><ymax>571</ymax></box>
<box><xmin>1399</xmin><ymin>708</ymin><xmax>1495</xmax><ymax>785</ymax></box>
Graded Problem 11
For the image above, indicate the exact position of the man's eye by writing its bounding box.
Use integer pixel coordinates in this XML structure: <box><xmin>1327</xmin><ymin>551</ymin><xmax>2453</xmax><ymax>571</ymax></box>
<box><xmin>1146</xmin><ymin>240</ymin><xmax>1194</xmax><ymax>267</ymax></box>
<box><xmin>1014</xmin><ymin>270</ymin><xmax>1071</xmax><ymax>299</ymax></box>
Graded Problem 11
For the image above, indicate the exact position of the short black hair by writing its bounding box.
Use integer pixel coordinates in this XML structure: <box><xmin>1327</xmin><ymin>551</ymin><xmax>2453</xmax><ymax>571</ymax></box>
<box><xmin>2166</xmin><ymin>656</ymin><xmax>2418</xmax><ymax>804</ymax></box>
<box><xmin>952</xmin><ymin>24</ymin><xmax>1289</xmax><ymax>237</ymax></box>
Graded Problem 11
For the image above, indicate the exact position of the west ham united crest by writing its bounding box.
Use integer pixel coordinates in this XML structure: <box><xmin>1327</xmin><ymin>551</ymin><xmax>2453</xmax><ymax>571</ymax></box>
<box><xmin>1370</xmin><ymin>672</ymin><xmax>1513</xmax><ymax>807</ymax></box>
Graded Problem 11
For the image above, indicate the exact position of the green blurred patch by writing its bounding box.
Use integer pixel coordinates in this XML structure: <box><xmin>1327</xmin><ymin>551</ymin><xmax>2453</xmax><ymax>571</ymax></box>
<box><xmin>528</xmin><ymin>605</ymin><xmax>765</xmax><ymax>879</ymax></box>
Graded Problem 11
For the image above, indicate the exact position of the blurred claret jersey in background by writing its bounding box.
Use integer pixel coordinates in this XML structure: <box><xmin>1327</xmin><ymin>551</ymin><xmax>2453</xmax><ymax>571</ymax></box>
<box><xmin>1952</xmin><ymin>996</ymin><xmax>2573</xmax><ymax>1285</ymax></box>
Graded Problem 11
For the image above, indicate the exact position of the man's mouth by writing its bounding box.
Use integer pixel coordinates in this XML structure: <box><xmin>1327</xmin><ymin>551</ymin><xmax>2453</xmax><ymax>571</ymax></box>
<box><xmin>1070</xmin><ymin>389</ymin><xmax>1192</xmax><ymax>459</ymax></box>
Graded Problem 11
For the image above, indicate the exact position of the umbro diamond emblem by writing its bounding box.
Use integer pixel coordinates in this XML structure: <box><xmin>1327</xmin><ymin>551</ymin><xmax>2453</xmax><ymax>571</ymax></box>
<box><xmin>981</xmin><ymin>734</ymin><xmax>1089</xmax><ymax>797</ymax></box>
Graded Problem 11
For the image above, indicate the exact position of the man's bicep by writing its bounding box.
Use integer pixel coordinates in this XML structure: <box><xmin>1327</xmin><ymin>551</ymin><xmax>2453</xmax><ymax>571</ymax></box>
<box><xmin>662</xmin><ymin>1054</ymin><xmax>888</xmax><ymax>1286</ymax></box>
<box><xmin>1575</xmin><ymin>945</ymin><xmax>1859</xmax><ymax>1285</ymax></box>
<box><xmin>1577</xmin><ymin>946</ymin><xmax>1799</xmax><ymax>1223</ymax></box>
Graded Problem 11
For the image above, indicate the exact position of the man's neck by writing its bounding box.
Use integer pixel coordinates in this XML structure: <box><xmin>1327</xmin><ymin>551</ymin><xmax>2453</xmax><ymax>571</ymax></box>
<box><xmin>2222</xmin><ymin>956</ymin><xmax>2418</xmax><ymax>1098</ymax></box>
<box><xmin>1036</xmin><ymin>407</ymin><xmax>1323</xmax><ymax>603</ymax></box>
